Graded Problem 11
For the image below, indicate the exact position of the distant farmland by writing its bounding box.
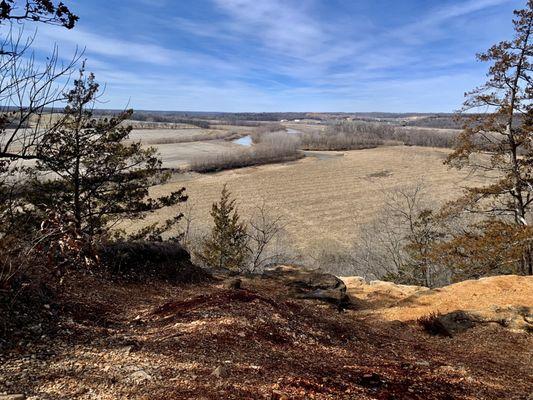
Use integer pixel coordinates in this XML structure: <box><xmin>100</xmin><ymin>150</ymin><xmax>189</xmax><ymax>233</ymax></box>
<box><xmin>132</xmin><ymin>145</ymin><xmax>483</xmax><ymax>256</ymax></box>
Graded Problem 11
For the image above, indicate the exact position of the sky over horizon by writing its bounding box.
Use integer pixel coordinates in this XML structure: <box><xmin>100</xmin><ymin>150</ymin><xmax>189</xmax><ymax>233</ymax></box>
<box><xmin>29</xmin><ymin>0</ymin><xmax>523</xmax><ymax>112</ymax></box>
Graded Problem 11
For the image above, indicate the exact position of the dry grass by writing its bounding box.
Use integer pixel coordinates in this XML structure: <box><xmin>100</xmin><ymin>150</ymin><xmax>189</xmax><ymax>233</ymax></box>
<box><xmin>189</xmin><ymin>131</ymin><xmax>302</xmax><ymax>172</ymax></box>
<box><xmin>129</xmin><ymin>128</ymin><xmax>243</xmax><ymax>145</ymax></box>
<box><xmin>147</xmin><ymin>140</ymin><xmax>241</xmax><ymax>169</ymax></box>
<box><xmin>134</xmin><ymin>146</ymin><xmax>485</xmax><ymax>254</ymax></box>
<box><xmin>126</xmin><ymin>126</ymin><xmax>261</xmax><ymax>169</ymax></box>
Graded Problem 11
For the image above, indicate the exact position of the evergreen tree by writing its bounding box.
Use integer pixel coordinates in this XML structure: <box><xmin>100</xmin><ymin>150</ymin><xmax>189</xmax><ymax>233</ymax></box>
<box><xmin>32</xmin><ymin>66</ymin><xmax>187</xmax><ymax>237</ymax></box>
<box><xmin>199</xmin><ymin>185</ymin><xmax>248</xmax><ymax>271</ymax></box>
<box><xmin>441</xmin><ymin>1</ymin><xmax>533</xmax><ymax>276</ymax></box>
<box><xmin>0</xmin><ymin>0</ymin><xmax>78</xmax><ymax>29</ymax></box>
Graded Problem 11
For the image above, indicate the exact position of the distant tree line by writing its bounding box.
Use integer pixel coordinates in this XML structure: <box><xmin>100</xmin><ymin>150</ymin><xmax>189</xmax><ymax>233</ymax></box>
<box><xmin>129</xmin><ymin>112</ymin><xmax>211</xmax><ymax>129</ymax></box>
<box><xmin>402</xmin><ymin>114</ymin><xmax>523</xmax><ymax>130</ymax></box>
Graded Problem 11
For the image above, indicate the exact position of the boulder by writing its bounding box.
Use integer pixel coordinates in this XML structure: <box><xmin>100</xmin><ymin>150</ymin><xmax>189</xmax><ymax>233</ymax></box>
<box><xmin>263</xmin><ymin>265</ymin><xmax>351</xmax><ymax>307</ymax></box>
<box><xmin>434</xmin><ymin>311</ymin><xmax>477</xmax><ymax>336</ymax></box>
<box><xmin>422</xmin><ymin>306</ymin><xmax>532</xmax><ymax>336</ymax></box>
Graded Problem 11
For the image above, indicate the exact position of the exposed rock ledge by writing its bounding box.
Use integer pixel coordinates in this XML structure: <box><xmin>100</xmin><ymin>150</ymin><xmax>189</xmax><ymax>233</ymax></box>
<box><xmin>342</xmin><ymin>273</ymin><xmax>533</xmax><ymax>333</ymax></box>
<box><xmin>260</xmin><ymin>265</ymin><xmax>532</xmax><ymax>333</ymax></box>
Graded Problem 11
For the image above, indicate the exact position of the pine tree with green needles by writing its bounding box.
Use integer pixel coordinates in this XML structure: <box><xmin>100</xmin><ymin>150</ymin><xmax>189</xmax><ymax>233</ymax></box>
<box><xmin>199</xmin><ymin>185</ymin><xmax>248</xmax><ymax>271</ymax></box>
<box><xmin>32</xmin><ymin>66</ymin><xmax>187</xmax><ymax>238</ymax></box>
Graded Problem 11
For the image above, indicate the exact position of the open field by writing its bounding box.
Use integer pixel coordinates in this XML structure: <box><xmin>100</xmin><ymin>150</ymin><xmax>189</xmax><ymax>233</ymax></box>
<box><xmin>127</xmin><ymin>126</ymin><xmax>255</xmax><ymax>168</ymax></box>
<box><xmin>147</xmin><ymin>140</ymin><xmax>242</xmax><ymax>169</ymax></box>
<box><xmin>130</xmin><ymin>128</ymin><xmax>226</xmax><ymax>144</ymax></box>
<box><xmin>129</xmin><ymin>128</ymin><xmax>244</xmax><ymax>145</ymax></box>
<box><xmin>133</xmin><ymin>145</ymin><xmax>485</xmax><ymax>255</ymax></box>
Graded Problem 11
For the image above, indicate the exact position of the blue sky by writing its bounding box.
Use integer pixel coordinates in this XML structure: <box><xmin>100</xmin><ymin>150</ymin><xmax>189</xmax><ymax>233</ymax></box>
<box><xmin>30</xmin><ymin>0</ymin><xmax>522</xmax><ymax>112</ymax></box>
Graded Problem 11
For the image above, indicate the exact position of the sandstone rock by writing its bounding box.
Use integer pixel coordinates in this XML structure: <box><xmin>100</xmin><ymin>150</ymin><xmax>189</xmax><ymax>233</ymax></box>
<box><xmin>0</xmin><ymin>395</ymin><xmax>26</xmax><ymax>400</ymax></box>
<box><xmin>428</xmin><ymin>307</ymin><xmax>533</xmax><ymax>336</ymax></box>
<box><xmin>435</xmin><ymin>311</ymin><xmax>477</xmax><ymax>336</ymax></box>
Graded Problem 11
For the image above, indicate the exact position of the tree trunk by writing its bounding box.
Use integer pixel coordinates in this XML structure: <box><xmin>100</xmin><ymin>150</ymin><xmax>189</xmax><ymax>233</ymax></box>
<box><xmin>525</xmin><ymin>245</ymin><xmax>533</xmax><ymax>275</ymax></box>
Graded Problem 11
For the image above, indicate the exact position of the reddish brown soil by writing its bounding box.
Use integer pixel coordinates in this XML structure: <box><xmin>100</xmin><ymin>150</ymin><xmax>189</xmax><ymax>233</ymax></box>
<box><xmin>1</xmin><ymin>273</ymin><xmax>531</xmax><ymax>399</ymax></box>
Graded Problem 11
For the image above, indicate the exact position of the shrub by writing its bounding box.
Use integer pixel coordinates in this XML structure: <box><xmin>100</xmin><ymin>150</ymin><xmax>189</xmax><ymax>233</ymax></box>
<box><xmin>143</xmin><ymin>130</ymin><xmax>240</xmax><ymax>145</ymax></box>
<box><xmin>391</xmin><ymin>127</ymin><xmax>457</xmax><ymax>148</ymax></box>
<box><xmin>189</xmin><ymin>133</ymin><xmax>302</xmax><ymax>172</ymax></box>
<box><xmin>317</xmin><ymin>120</ymin><xmax>459</xmax><ymax>149</ymax></box>
<box><xmin>417</xmin><ymin>312</ymin><xmax>452</xmax><ymax>337</ymax></box>
<box><xmin>0</xmin><ymin>236</ymin><xmax>31</xmax><ymax>296</ymax></box>
<box><xmin>300</xmin><ymin>131</ymin><xmax>384</xmax><ymax>150</ymax></box>
<box><xmin>197</xmin><ymin>185</ymin><xmax>249</xmax><ymax>272</ymax></box>
<box><xmin>0</xmin><ymin>237</ymin><xmax>50</xmax><ymax>340</ymax></box>
<box><xmin>249</xmin><ymin>123</ymin><xmax>286</xmax><ymax>142</ymax></box>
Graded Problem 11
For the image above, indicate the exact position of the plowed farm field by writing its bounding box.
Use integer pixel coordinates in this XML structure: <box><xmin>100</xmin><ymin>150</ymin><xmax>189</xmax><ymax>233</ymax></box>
<box><xmin>134</xmin><ymin>145</ymin><xmax>483</xmax><ymax>253</ymax></box>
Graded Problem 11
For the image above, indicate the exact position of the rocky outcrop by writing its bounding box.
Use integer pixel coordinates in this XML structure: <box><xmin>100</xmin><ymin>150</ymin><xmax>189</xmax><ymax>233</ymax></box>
<box><xmin>262</xmin><ymin>265</ymin><xmax>351</xmax><ymax>307</ymax></box>
<box><xmin>341</xmin><ymin>274</ymin><xmax>533</xmax><ymax>334</ymax></box>
<box><xmin>342</xmin><ymin>276</ymin><xmax>428</xmax><ymax>308</ymax></box>
<box><xmin>433</xmin><ymin>307</ymin><xmax>533</xmax><ymax>336</ymax></box>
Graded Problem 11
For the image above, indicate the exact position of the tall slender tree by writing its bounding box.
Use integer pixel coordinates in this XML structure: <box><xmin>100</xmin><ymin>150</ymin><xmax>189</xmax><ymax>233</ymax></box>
<box><xmin>445</xmin><ymin>1</ymin><xmax>533</xmax><ymax>275</ymax></box>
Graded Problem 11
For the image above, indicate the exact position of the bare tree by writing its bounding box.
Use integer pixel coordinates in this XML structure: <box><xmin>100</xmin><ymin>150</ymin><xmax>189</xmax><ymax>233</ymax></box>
<box><xmin>247</xmin><ymin>201</ymin><xmax>287</xmax><ymax>272</ymax></box>
<box><xmin>180</xmin><ymin>201</ymin><xmax>196</xmax><ymax>250</ymax></box>
<box><xmin>0</xmin><ymin>29</ymin><xmax>80</xmax><ymax>240</ymax></box>
<box><xmin>0</xmin><ymin>0</ymin><xmax>79</xmax><ymax>162</ymax></box>
<box><xmin>351</xmin><ymin>183</ymin><xmax>448</xmax><ymax>287</ymax></box>
<box><xmin>0</xmin><ymin>29</ymin><xmax>80</xmax><ymax>161</ymax></box>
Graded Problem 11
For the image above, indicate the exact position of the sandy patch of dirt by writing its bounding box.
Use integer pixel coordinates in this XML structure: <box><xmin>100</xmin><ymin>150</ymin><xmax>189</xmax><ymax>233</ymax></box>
<box><xmin>343</xmin><ymin>275</ymin><xmax>533</xmax><ymax>325</ymax></box>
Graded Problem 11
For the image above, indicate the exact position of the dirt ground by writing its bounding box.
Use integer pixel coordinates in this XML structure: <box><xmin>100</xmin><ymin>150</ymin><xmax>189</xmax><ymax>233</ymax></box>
<box><xmin>1</xmin><ymin>272</ymin><xmax>531</xmax><ymax>400</ymax></box>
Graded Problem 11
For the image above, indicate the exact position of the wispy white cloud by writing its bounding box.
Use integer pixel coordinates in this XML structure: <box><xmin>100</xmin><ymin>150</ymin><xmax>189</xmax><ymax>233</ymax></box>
<box><xmin>16</xmin><ymin>0</ymin><xmax>518</xmax><ymax>111</ymax></box>
<box><xmin>212</xmin><ymin>0</ymin><xmax>326</xmax><ymax>57</ymax></box>
<box><xmin>33</xmin><ymin>25</ymin><xmax>242</xmax><ymax>76</ymax></box>
<box><xmin>390</xmin><ymin>0</ymin><xmax>513</xmax><ymax>44</ymax></box>
<box><xmin>202</xmin><ymin>0</ymin><xmax>514</xmax><ymax>83</ymax></box>
<box><xmin>36</xmin><ymin>26</ymin><xmax>175</xmax><ymax>65</ymax></box>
